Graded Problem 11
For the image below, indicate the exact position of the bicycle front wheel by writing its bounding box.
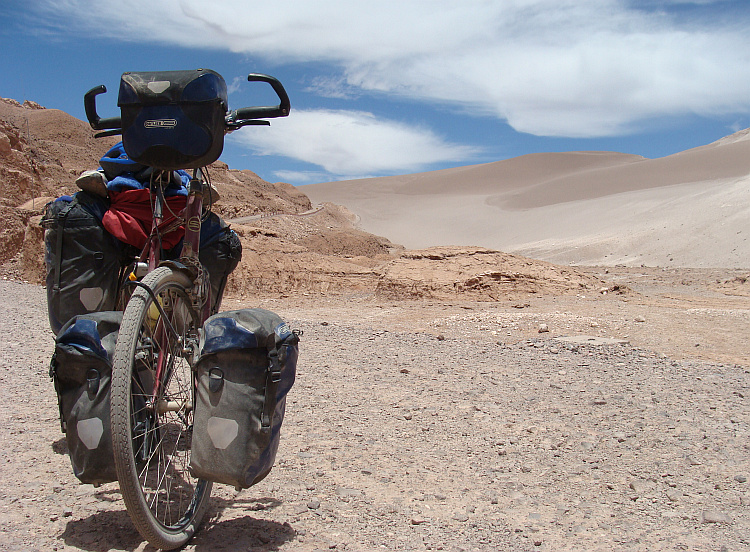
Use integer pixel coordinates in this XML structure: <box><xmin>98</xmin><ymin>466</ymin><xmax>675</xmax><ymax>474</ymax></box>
<box><xmin>110</xmin><ymin>266</ymin><xmax>212</xmax><ymax>550</ymax></box>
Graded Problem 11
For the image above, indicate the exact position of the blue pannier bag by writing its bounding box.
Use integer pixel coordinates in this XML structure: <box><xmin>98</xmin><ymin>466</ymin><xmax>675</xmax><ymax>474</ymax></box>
<box><xmin>117</xmin><ymin>69</ymin><xmax>228</xmax><ymax>170</ymax></box>
<box><xmin>50</xmin><ymin>311</ymin><xmax>123</xmax><ymax>484</ymax></box>
<box><xmin>190</xmin><ymin>308</ymin><xmax>299</xmax><ymax>489</ymax></box>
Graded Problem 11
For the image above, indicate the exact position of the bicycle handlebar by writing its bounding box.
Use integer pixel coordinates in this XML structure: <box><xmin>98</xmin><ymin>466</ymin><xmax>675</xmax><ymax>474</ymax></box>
<box><xmin>84</xmin><ymin>85</ymin><xmax>122</xmax><ymax>131</ymax></box>
<box><xmin>84</xmin><ymin>72</ymin><xmax>290</xmax><ymax>135</ymax></box>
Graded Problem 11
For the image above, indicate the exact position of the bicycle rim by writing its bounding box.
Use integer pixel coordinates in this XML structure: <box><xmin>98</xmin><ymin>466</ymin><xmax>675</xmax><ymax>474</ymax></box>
<box><xmin>111</xmin><ymin>266</ymin><xmax>212</xmax><ymax>550</ymax></box>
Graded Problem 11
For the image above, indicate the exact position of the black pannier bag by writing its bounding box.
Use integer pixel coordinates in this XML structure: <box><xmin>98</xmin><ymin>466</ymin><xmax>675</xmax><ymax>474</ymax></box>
<box><xmin>168</xmin><ymin>211</ymin><xmax>243</xmax><ymax>315</ymax></box>
<box><xmin>199</xmin><ymin>223</ymin><xmax>242</xmax><ymax>315</ymax></box>
<box><xmin>190</xmin><ymin>308</ymin><xmax>298</xmax><ymax>489</ymax></box>
<box><xmin>117</xmin><ymin>69</ymin><xmax>228</xmax><ymax>169</ymax></box>
<box><xmin>50</xmin><ymin>311</ymin><xmax>123</xmax><ymax>485</ymax></box>
<box><xmin>42</xmin><ymin>192</ymin><xmax>124</xmax><ymax>335</ymax></box>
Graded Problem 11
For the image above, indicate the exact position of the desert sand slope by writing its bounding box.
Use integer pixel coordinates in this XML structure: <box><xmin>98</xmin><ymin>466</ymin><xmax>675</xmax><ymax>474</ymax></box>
<box><xmin>304</xmin><ymin>130</ymin><xmax>750</xmax><ymax>268</ymax></box>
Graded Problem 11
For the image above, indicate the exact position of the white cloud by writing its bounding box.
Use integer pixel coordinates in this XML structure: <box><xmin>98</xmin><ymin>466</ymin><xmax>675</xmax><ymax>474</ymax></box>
<box><xmin>29</xmin><ymin>0</ymin><xmax>750</xmax><ymax>137</ymax></box>
<box><xmin>229</xmin><ymin>109</ymin><xmax>480</xmax><ymax>177</ymax></box>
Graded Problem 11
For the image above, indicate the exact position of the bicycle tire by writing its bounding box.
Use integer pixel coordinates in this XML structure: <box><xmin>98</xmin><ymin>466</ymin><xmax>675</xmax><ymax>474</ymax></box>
<box><xmin>111</xmin><ymin>266</ymin><xmax>212</xmax><ymax>550</ymax></box>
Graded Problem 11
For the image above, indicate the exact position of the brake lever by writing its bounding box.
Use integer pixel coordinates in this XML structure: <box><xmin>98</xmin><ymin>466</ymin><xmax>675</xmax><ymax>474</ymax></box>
<box><xmin>226</xmin><ymin>118</ymin><xmax>272</xmax><ymax>132</ymax></box>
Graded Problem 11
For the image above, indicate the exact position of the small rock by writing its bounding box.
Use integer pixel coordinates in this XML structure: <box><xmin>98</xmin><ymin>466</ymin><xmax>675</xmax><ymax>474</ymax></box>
<box><xmin>452</xmin><ymin>513</ymin><xmax>469</xmax><ymax>522</ymax></box>
<box><xmin>666</xmin><ymin>489</ymin><xmax>682</xmax><ymax>502</ymax></box>
<box><xmin>592</xmin><ymin>399</ymin><xmax>608</xmax><ymax>406</ymax></box>
<box><xmin>629</xmin><ymin>480</ymin><xmax>647</xmax><ymax>494</ymax></box>
<box><xmin>410</xmin><ymin>516</ymin><xmax>428</xmax><ymax>525</ymax></box>
<box><xmin>308</xmin><ymin>499</ymin><xmax>321</xmax><ymax>510</ymax></box>
<box><xmin>634</xmin><ymin>316</ymin><xmax>646</xmax><ymax>323</ymax></box>
<box><xmin>400</xmin><ymin>368</ymin><xmax>410</xmax><ymax>374</ymax></box>
<box><xmin>701</xmin><ymin>510</ymin><xmax>731</xmax><ymax>524</ymax></box>
<box><xmin>734</xmin><ymin>474</ymin><xmax>747</xmax><ymax>483</ymax></box>
<box><xmin>336</xmin><ymin>487</ymin><xmax>362</xmax><ymax>498</ymax></box>
<box><xmin>538</xmin><ymin>324</ymin><xmax>549</xmax><ymax>333</ymax></box>
<box><xmin>62</xmin><ymin>509</ymin><xmax>73</xmax><ymax>517</ymax></box>
<box><xmin>436</xmin><ymin>334</ymin><xmax>445</xmax><ymax>341</ymax></box>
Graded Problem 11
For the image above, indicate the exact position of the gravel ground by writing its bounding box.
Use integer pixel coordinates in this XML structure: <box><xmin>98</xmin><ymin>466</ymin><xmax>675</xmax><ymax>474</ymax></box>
<box><xmin>0</xmin><ymin>278</ymin><xmax>748</xmax><ymax>552</ymax></box>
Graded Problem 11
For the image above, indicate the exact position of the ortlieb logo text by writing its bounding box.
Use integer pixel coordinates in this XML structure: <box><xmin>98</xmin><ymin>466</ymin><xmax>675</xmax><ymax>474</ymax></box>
<box><xmin>144</xmin><ymin>119</ymin><xmax>177</xmax><ymax>129</ymax></box>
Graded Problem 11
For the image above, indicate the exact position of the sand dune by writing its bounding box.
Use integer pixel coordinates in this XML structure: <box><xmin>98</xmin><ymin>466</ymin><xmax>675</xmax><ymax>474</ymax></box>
<box><xmin>304</xmin><ymin>129</ymin><xmax>750</xmax><ymax>268</ymax></box>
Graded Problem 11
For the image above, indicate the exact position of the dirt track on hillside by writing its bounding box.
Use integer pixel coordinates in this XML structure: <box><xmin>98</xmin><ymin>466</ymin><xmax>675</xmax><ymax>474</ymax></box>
<box><xmin>0</xmin><ymin>267</ymin><xmax>748</xmax><ymax>551</ymax></box>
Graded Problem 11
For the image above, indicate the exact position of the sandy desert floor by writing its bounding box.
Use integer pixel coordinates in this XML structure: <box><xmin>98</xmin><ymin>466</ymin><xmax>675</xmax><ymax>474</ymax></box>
<box><xmin>0</xmin><ymin>266</ymin><xmax>748</xmax><ymax>551</ymax></box>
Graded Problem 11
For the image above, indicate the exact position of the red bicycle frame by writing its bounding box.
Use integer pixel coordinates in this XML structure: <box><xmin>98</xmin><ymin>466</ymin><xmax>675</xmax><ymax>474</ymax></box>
<box><xmin>135</xmin><ymin>168</ymin><xmax>209</xmax><ymax>402</ymax></box>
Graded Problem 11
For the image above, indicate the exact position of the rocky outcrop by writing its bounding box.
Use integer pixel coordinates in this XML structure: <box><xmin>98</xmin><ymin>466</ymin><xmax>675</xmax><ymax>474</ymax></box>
<box><xmin>376</xmin><ymin>246</ymin><xmax>604</xmax><ymax>300</ymax></box>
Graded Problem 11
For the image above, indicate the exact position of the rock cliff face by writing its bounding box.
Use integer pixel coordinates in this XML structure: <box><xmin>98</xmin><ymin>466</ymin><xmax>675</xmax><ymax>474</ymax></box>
<box><xmin>0</xmin><ymin>96</ymin><xmax>605</xmax><ymax>301</ymax></box>
<box><xmin>0</xmin><ymin>97</ymin><xmax>401</xmax><ymax>293</ymax></box>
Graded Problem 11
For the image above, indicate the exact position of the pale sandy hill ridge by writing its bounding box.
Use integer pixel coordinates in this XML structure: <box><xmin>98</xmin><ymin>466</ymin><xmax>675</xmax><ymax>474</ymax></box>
<box><xmin>305</xmin><ymin>130</ymin><xmax>750</xmax><ymax>268</ymax></box>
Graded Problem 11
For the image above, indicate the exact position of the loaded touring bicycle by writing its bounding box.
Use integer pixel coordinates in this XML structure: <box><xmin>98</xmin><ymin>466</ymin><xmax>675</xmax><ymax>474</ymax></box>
<box><xmin>46</xmin><ymin>69</ymin><xmax>299</xmax><ymax>550</ymax></box>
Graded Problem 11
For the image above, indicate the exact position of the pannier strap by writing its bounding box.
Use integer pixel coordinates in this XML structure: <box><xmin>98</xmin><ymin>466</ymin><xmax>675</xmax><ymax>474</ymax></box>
<box><xmin>53</xmin><ymin>199</ymin><xmax>79</xmax><ymax>295</ymax></box>
<box><xmin>49</xmin><ymin>353</ymin><xmax>67</xmax><ymax>434</ymax></box>
<box><xmin>261</xmin><ymin>348</ymin><xmax>282</xmax><ymax>431</ymax></box>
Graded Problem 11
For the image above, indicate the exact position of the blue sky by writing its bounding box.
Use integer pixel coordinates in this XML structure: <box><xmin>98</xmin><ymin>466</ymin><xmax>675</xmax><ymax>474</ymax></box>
<box><xmin>2</xmin><ymin>0</ymin><xmax>749</xmax><ymax>186</ymax></box>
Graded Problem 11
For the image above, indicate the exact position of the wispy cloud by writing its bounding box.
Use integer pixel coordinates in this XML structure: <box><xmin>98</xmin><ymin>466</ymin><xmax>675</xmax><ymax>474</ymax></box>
<box><xmin>26</xmin><ymin>0</ymin><xmax>750</xmax><ymax>145</ymax></box>
<box><xmin>230</xmin><ymin>108</ymin><xmax>480</xmax><ymax>179</ymax></box>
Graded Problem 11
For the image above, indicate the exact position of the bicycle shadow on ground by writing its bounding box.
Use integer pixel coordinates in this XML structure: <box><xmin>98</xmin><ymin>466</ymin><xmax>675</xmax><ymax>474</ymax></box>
<box><xmin>52</xmin><ymin>437</ymin><xmax>68</xmax><ymax>455</ymax></box>
<box><xmin>60</xmin><ymin>508</ymin><xmax>145</xmax><ymax>552</ymax></box>
<box><xmin>190</xmin><ymin>495</ymin><xmax>295</xmax><ymax>551</ymax></box>
<box><xmin>59</xmin><ymin>495</ymin><xmax>296</xmax><ymax>552</ymax></box>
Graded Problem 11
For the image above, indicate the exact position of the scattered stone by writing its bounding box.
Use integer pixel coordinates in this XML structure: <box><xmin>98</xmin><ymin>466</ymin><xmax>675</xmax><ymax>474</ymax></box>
<box><xmin>734</xmin><ymin>475</ymin><xmax>747</xmax><ymax>483</ymax></box>
<box><xmin>336</xmin><ymin>488</ymin><xmax>362</xmax><ymax>498</ymax></box>
<box><xmin>62</xmin><ymin>509</ymin><xmax>72</xmax><ymax>517</ymax></box>
<box><xmin>666</xmin><ymin>489</ymin><xmax>682</xmax><ymax>502</ymax></box>
<box><xmin>308</xmin><ymin>499</ymin><xmax>321</xmax><ymax>510</ymax></box>
<box><xmin>410</xmin><ymin>516</ymin><xmax>428</xmax><ymax>525</ymax></box>
<box><xmin>538</xmin><ymin>324</ymin><xmax>549</xmax><ymax>333</ymax></box>
<box><xmin>635</xmin><ymin>316</ymin><xmax>646</xmax><ymax>323</ymax></box>
<box><xmin>629</xmin><ymin>480</ymin><xmax>648</xmax><ymax>494</ymax></box>
<box><xmin>701</xmin><ymin>510</ymin><xmax>731</xmax><ymax>524</ymax></box>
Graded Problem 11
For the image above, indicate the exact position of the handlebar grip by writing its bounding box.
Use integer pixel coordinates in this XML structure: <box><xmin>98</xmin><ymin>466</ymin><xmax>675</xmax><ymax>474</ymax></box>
<box><xmin>84</xmin><ymin>85</ymin><xmax>122</xmax><ymax>131</ymax></box>
<box><xmin>247</xmin><ymin>73</ymin><xmax>290</xmax><ymax>116</ymax></box>
<box><xmin>228</xmin><ymin>73</ymin><xmax>291</xmax><ymax>124</ymax></box>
